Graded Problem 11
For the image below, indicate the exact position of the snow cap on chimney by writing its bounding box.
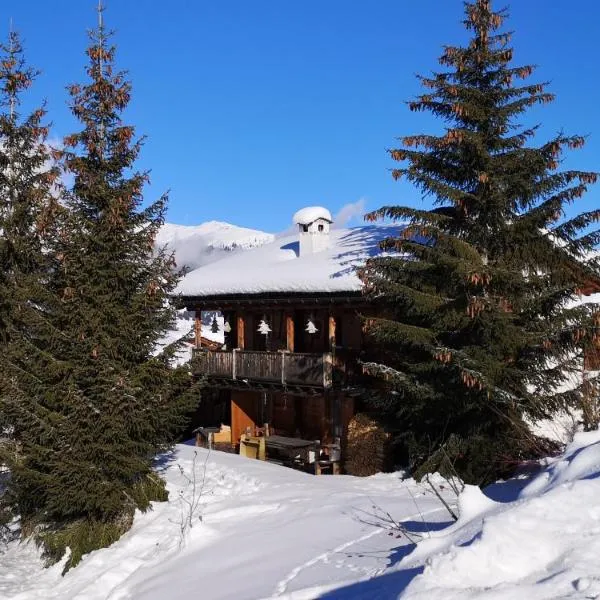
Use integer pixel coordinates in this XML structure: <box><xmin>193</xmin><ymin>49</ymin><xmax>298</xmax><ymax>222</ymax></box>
<box><xmin>293</xmin><ymin>206</ymin><xmax>333</xmax><ymax>256</ymax></box>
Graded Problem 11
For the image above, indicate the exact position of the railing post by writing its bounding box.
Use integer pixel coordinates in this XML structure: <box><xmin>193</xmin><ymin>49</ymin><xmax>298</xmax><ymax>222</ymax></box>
<box><xmin>232</xmin><ymin>348</ymin><xmax>238</xmax><ymax>380</ymax></box>
<box><xmin>281</xmin><ymin>351</ymin><xmax>286</xmax><ymax>386</ymax></box>
<box><xmin>328</xmin><ymin>314</ymin><xmax>336</xmax><ymax>352</ymax></box>
<box><xmin>323</xmin><ymin>352</ymin><xmax>333</xmax><ymax>389</ymax></box>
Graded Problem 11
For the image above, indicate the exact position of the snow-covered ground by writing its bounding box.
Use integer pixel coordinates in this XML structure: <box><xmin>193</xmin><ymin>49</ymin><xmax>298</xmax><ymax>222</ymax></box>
<box><xmin>0</xmin><ymin>444</ymin><xmax>454</xmax><ymax>600</ymax></box>
<box><xmin>2</xmin><ymin>431</ymin><xmax>600</xmax><ymax>600</ymax></box>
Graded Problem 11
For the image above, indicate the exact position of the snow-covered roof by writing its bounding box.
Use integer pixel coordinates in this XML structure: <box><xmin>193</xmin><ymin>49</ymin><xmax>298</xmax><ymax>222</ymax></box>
<box><xmin>293</xmin><ymin>206</ymin><xmax>333</xmax><ymax>225</ymax></box>
<box><xmin>176</xmin><ymin>225</ymin><xmax>398</xmax><ymax>297</ymax></box>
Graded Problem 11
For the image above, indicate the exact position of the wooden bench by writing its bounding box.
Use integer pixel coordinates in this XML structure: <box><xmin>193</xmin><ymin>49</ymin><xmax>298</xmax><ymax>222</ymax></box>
<box><xmin>315</xmin><ymin>459</ymin><xmax>341</xmax><ymax>475</ymax></box>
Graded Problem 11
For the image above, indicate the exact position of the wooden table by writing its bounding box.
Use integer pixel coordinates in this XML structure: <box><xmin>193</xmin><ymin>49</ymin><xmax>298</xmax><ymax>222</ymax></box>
<box><xmin>265</xmin><ymin>435</ymin><xmax>318</xmax><ymax>451</ymax></box>
<box><xmin>264</xmin><ymin>435</ymin><xmax>318</xmax><ymax>470</ymax></box>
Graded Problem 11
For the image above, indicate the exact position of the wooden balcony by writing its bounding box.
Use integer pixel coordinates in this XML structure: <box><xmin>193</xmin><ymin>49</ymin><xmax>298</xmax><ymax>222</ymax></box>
<box><xmin>192</xmin><ymin>349</ymin><xmax>337</xmax><ymax>389</ymax></box>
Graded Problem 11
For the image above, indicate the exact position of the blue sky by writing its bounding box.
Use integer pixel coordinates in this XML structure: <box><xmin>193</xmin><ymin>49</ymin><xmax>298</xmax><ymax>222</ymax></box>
<box><xmin>3</xmin><ymin>1</ymin><xmax>599</xmax><ymax>232</ymax></box>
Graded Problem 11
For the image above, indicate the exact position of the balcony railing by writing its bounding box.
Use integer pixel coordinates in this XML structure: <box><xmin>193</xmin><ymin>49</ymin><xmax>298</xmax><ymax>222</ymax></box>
<box><xmin>193</xmin><ymin>349</ymin><xmax>334</xmax><ymax>388</ymax></box>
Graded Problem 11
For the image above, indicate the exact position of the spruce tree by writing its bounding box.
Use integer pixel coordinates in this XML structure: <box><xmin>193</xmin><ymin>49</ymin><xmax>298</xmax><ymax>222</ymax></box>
<box><xmin>211</xmin><ymin>314</ymin><xmax>219</xmax><ymax>334</ymax></box>
<box><xmin>360</xmin><ymin>0</ymin><xmax>599</xmax><ymax>484</ymax></box>
<box><xmin>0</xmin><ymin>31</ymin><xmax>61</xmax><ymax>526</ymax></box>
<box><xmin>2</xmin><ymin>10</ymin><xmax>197</xmax><ymax>569</ymax></box>
<box><xmin>0</xmin><ymin>30</ymin><xmax>58</xmax><ymax>347</ymax></box>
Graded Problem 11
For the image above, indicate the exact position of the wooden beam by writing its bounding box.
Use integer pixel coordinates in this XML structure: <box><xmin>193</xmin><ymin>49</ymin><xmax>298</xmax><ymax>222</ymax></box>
<box><xmin>194</xmin><ymin>312</ymin><xmax>202</xmax><ymax>348</ymax></box>
<box><xmin>237</xmin><ymin>315</ymin><xmax>245</xmax><ymax>349</ymax></box>
<box><xmin>174</xmin><ymin>292</ymin><xmax>367</xmax><ymax>312</ymax></box>
<box><xmin>286</xmin><ymin>314</ymin><xmax>295</xmax><ymax>352</ymax></box>
<box><xmin>328</xmin><ymin>315</ymin><xmax>336</xmax><ymax>350</ymax></box>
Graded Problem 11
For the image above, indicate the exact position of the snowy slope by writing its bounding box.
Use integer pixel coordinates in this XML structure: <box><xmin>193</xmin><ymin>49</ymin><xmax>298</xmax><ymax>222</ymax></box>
<box><xmin>0</xmin><ymin>446</ymin><xmax>454</xmax><ymax>600</ymax></box>
<box><xmin>157</xmin><ymin>221</ymin><xmax>274</xmax><ymax>272</ymax></box>
<box><xmin>3</xmin><ymin>433</ymin><xmax>600</xmax><ymax>599</ymax></box>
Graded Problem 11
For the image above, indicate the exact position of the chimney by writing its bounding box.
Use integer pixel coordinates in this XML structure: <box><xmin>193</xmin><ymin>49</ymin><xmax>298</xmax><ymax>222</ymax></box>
<box><xmin>293</xmin><ymin>206</ymin><xmax>333</xmax><ymax>256</ymax></box>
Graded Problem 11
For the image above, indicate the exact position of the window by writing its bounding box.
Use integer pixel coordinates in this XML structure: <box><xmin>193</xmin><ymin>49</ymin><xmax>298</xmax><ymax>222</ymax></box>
<box><xmin>318</xmin><ymin>224</ymin><xmax>324</xmax><ymax>232</ymax></box>
<box><xmin>302</xmin><ymin>224</ymin><xmax>309</xmax><ymax>232</ymax></box>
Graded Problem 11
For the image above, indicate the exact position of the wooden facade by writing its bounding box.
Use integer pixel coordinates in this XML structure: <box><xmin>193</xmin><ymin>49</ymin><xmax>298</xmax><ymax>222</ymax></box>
<box><xmin>183</xmin><ymin>278</ymin><xmax>600</xmax><ymax>467</ymax></box>
<box><xmin>180</xmin><ymin>292</ymin><xmax>369</xmax><ymax>462</ymax></box>
<box><xmin>582</xmin><ymin>279</ymin><xmax>600</xmax><ymax>372</ymax></box>
<box><xmin>227</xmin><ymin>390</ymin><xmax>355</xmax><ymax>452</ymax></box>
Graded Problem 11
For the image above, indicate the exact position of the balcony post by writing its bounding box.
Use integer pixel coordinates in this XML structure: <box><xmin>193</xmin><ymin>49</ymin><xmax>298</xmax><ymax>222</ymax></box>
<box><xmin>232</xmin><ymin>348</ymin><xmax>238</xmax><ymax>380</ymax></box>
<box><xmin>323</xmin><ymin>353</ymin><xmax>333</xmax><ymax>388</ymax></box>
<box><xmin>237</xmin><ymin>315</ymin><xmax>245</xmax><ymax>349</ymax></box>
<box><xmin>328</xmin><ymin>314</ymin><xmax>336</xmax><ymax>351</ymax></box>
<box><xmin>286</xmin><ymin>314</ymin><xmax>295</xmax><ymax>352</ymax></box>
<box><xmin>194</xmin><ymin>310</ymin><xmax>202</xmax><ymax>348</ymax></box>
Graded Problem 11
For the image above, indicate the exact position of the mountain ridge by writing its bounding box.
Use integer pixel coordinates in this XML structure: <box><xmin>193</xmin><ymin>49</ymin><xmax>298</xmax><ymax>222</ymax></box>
<box><xmin>156</xmin><ymin>220</ymin><xmax>274</xmax><ymax>271</ymax></box>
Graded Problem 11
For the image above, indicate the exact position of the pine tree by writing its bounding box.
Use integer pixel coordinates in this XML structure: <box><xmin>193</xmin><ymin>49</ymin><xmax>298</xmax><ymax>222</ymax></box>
<box><xmin>1</xmin><ymin>9</ymin><xmax>197</xmax><ymax>569</ymax></box>
<box><xmin>211</xmin><ymin>314</ymin><xmax>219</xmax><ymax>334</ymax></box>
<box><xmin>360</xmin><ymin>0</ymin><xmax>599</xmax><ymax>484</ymax></box>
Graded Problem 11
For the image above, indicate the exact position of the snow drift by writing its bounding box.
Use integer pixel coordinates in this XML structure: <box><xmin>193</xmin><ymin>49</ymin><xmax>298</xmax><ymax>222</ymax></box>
<box><xmin>394</xmin><ymin>430</ymin><xmax>600</xmax><ymax>600</ymax></box>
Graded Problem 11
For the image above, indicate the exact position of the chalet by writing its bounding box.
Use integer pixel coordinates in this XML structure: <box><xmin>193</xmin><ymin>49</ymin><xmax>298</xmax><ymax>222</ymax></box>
<box><xmin>579</xmin><ymin>280</ymin><xmax>600</xmax><ymax>372</ymax></box>
<box><xmin>176</xmin><ymin>207</ymin><xmax>600</xmax><ymax>470</ymax></box>
<box><xmin>176</xmin><ymin>207</ymin><xmax>394</xmax><ymax>468</ymax></box>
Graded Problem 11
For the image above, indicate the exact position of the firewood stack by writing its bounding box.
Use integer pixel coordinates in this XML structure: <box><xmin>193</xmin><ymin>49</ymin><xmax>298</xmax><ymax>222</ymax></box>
<box><xmin>344</xmin><ymin>413</ymin><xmax>391</xmax><ymax>476</ymax></box>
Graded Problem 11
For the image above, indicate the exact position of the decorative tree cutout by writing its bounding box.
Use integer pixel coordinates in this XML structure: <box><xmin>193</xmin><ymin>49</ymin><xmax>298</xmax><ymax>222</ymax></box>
<box><xmin>257</xmin><ymin>317</ymin><xmax>272</xmax><ymax>335</ymax></box>
<box><xmin>305</xmin><ymin>317</ymin><xmax>319</xmax><ymax>334</ymax></box>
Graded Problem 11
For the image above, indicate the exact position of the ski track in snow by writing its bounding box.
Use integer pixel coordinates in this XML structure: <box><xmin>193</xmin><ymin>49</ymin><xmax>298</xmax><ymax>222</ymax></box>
<box><xmin>272</xmin><ymin>528</ymin><xmax>385</xmax><ymax>597</ymax></box>
<box><xmin>271</xmin><ymin>506</ymin><xmax>447</xmax><ymax>598</ymax></box>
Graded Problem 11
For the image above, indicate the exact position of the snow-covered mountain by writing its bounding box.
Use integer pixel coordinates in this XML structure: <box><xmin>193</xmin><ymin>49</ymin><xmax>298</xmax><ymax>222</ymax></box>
<box><xmin>156</xmin><ymin>221</ymin><xmax>274</xmax><ymax>272</ymax></box>
<box><xmin>154</xmin><ymin>220</ymin><xmax>270</xmax><ymax>362</ymax></box>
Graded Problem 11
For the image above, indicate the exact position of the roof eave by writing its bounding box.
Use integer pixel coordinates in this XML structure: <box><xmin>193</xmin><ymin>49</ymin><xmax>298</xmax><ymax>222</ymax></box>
<box><xmin>174</xmin><ymin>290</ymin><xmax>366</xmax><ymax>310</ymax></box>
